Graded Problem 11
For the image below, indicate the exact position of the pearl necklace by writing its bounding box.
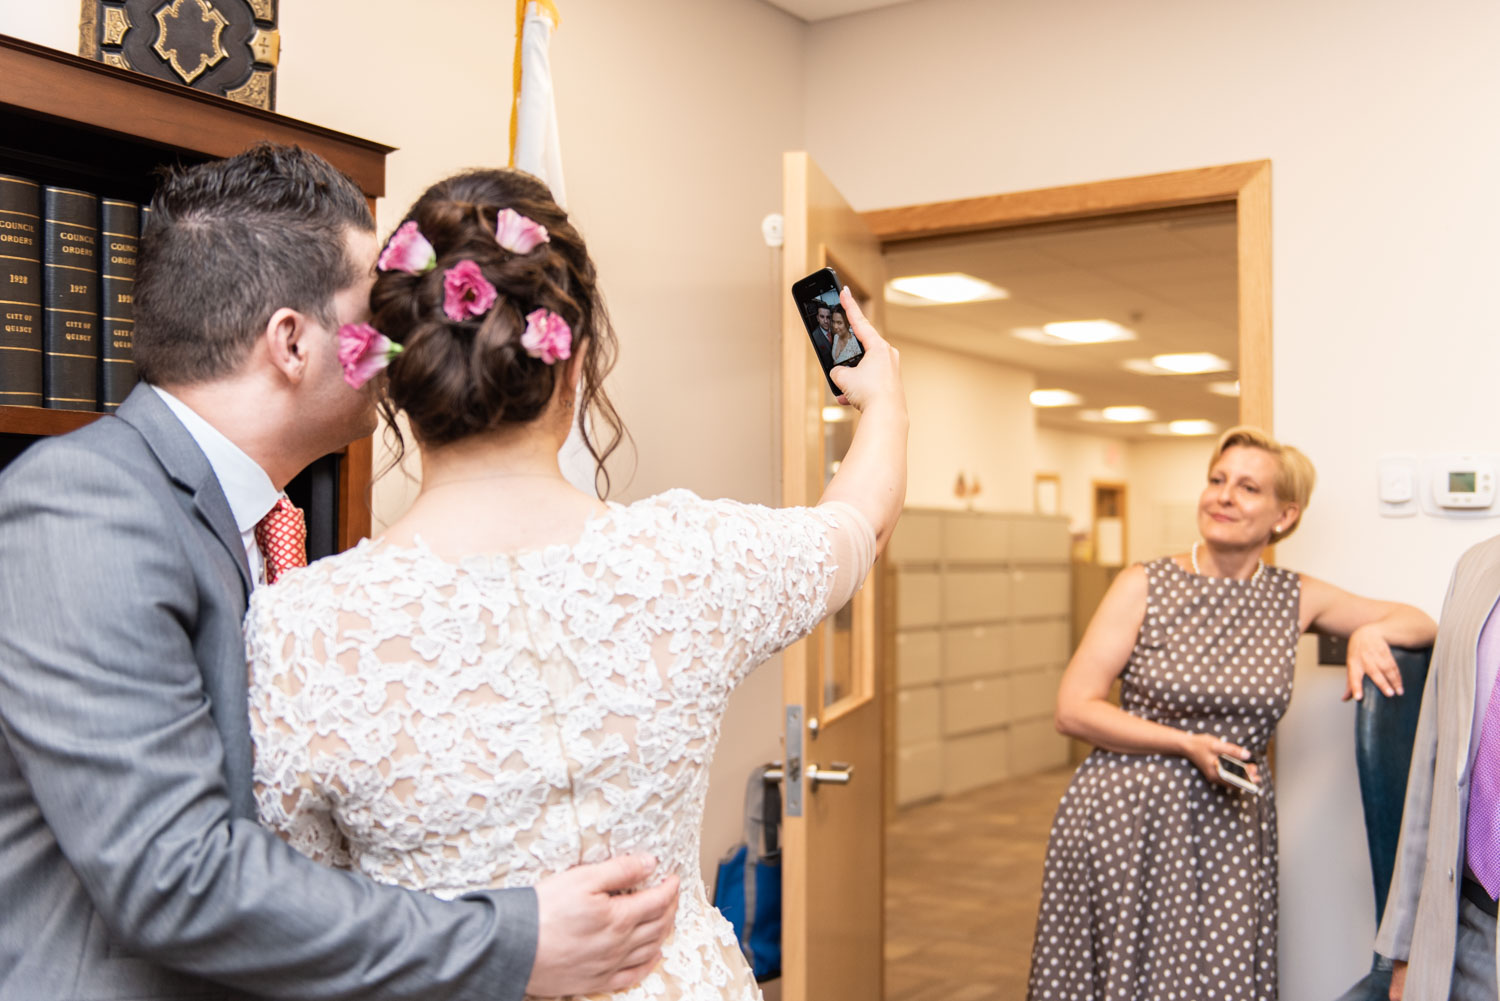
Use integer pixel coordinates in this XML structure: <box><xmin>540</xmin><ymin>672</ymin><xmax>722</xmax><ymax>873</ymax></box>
<box><xmin>1191</xmin><ymin>541</ymin><xmax>1264</xmax><ymax>583</ymax></box>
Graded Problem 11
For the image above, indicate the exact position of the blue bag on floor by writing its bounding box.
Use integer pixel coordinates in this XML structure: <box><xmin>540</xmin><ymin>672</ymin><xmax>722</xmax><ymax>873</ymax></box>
<box><xmin>712</xmin><ymin>764</ymin><xmax>781</xmax><ymax>981</ymax></box>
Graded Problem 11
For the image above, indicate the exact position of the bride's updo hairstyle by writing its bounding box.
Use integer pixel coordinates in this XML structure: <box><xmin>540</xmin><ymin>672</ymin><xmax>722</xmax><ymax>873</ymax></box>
<box><xmin>370</xmin><ymin>168</ymin><xmax>625</xmax><ymax>495</ymax></box>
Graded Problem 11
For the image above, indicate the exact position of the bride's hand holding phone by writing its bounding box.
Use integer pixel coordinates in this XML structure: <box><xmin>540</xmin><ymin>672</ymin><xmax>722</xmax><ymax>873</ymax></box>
<box><xmin>828</xmin><ymin>287</ymin><xmax>903</xmax><ymax>415</ymax></box>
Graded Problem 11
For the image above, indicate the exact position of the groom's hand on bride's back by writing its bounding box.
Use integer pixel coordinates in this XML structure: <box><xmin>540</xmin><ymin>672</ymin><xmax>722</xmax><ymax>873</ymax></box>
<box><xmin>527</xmin><ymin>853</ymin><xmax>679</xmax><ymax>996</ymax></box>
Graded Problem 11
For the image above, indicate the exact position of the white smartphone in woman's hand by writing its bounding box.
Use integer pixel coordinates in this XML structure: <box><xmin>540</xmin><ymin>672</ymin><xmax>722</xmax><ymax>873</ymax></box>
<box><xmin>1217</xmin><ymin>753</ymin><xmax>1262</xmax><ymax>794</ymax></box>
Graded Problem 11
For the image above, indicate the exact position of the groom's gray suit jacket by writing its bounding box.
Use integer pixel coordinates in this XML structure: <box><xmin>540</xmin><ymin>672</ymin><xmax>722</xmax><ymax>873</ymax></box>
<box><xmin>0</xmin><ymin>384</ymin><xmax>536</xmax><ymax>1000</ymax></box>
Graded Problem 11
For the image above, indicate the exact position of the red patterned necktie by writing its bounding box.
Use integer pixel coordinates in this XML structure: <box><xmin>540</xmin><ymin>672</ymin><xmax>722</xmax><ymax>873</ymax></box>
<box><xmin>254</xmin><ymin>496</ymin><xmax>307</xmax><ymax>585</ymax></box>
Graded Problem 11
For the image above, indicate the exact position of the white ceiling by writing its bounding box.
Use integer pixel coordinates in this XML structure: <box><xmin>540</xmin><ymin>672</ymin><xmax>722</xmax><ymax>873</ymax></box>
<box><xmin>760</xmin><ymin>0</ymin><xmax>917</xmax><ymax>22</ymax></box>
<box><xmin>882</xmin><ymin>208</ymin><xmax>1239</xmax><ymax>440</ymax></box>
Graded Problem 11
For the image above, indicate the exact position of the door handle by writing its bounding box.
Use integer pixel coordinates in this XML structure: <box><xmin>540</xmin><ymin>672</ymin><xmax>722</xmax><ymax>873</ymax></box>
<box><xmin>807</xmin><ymin>761</ymin><xmax>853</xmax><ymax>789</ymax></box>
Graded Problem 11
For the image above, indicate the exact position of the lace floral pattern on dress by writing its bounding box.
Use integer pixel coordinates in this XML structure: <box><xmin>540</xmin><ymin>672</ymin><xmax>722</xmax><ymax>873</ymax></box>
<box><xmin>247</xmin><ymin>490</ymin><xmax>875</xmax><ymax>1001</ymax></box>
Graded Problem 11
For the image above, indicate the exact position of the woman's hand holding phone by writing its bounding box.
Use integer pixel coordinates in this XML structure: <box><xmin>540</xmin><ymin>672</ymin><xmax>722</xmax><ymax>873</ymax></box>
<box><xmin>1181</xmin><ymin>731</ymin><xmax>1260</xmax><ymax>790</ymax></box>
<box><xmin>828</xmin><ymin>287</ymin><xmax>903</xmax><ymax>415</ymax></box>
<box><xmin>817</xmin><ymin>286</ymin><xmax>908</xmax><ymax>552</ymax></box>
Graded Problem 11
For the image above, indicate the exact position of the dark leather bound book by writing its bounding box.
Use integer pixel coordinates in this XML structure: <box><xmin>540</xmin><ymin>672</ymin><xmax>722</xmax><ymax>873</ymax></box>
<box><xmin>42</xmin><ymin>187</ymin><xmax>100</xmax><ymax>411</ymax></box>
<box><xmin>81</xmin><ymin>0</ymin><xmax>281</xmax><ymax>111</ymax></box>
<box><xmin>99</xmin><ymin>199</ymin><xmax>139</xmax><ymax>412</ymax></box>
<box><xmin>0</xmin><ymin>174</ymin><xmax>42</xmax><ymax>408</ymax></box>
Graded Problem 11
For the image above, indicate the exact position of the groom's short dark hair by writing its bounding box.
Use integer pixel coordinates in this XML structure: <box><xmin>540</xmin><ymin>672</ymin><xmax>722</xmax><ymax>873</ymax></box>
<box><xmin>134</xmin><ymin>142</ymin><xmax>374</xmax><ymax>385</ymax></box>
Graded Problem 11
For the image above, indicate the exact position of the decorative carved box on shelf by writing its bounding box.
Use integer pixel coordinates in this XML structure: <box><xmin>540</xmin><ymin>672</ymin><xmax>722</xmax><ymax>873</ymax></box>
<box><xmin>79</xmin><ymin>0</ymin><xmax>280</xmax><ymax>110</ymax></box>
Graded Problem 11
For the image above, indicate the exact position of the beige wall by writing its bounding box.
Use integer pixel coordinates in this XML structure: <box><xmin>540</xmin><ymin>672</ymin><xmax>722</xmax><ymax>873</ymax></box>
<box><xmin>1034</xmin><ymin>427</ymin><xmax>1125</xmax><ymax>541</ymax></box>
<box><xmin>896</xmin><ymin>339</ymin><xmax>1035</xmax><ymax>511</ymax></box>
<box><xmin>1034</xmin><ymin>429</ymin><xmax>1207</xmax><ymax>564</ymax></box>
<box><xmin>804</xmin><ymin>0</ymin><xmax>1500</xmax><ymax>993</ymax></box>
<box><xmin>1126</xmin><ymin>438</ymin><xmax>1211</xmax><ymax>563</ymax></box>
<box><xmin>1</xmin><ymin>0</ymin><xmax>805</xmax><ymax>889</ymax></box>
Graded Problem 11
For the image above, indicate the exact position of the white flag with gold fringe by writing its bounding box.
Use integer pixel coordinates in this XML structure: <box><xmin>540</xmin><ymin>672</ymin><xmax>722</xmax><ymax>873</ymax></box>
<box><xmin>511</xmin><ymin>0</ymin><xmax>566</xmax><ymax>207</ymax></box>
<box><xmin>510</xmin><ymin>1</ymin><xmax>600</xmax><ymax>493</ymax></box>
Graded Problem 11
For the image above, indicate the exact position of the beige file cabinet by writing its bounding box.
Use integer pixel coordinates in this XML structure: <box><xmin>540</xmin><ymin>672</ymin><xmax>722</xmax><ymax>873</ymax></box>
<box><xmin>887</xmin><ymin>509</ymin><xmax>1073</xmax><ymax>807</ymax></box>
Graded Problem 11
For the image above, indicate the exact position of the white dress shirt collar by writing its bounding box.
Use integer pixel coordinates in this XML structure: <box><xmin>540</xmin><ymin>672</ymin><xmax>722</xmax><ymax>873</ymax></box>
<box><xmin>150</xmin><ymin>385</ymin><xmax>280</xmax><ymax>586</ymax></box>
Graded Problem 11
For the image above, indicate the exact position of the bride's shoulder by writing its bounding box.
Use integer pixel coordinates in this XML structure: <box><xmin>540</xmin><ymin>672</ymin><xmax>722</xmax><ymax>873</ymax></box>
<box><xmin>248</xmin><ymin>539</ymin><xmax>391</xmax><ymax>615</ymax></box>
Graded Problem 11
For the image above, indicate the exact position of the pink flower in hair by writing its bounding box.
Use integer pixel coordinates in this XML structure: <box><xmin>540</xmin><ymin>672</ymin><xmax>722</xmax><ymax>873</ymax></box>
<box><xmin>494</xmin><ymin>208</ymin><xmax>550</xmax><ymax>254</ymax></box>
<box><xmin>521</xmin><ymin>308</ymin><xmax>572</xmax><ymax>365</ymax></box>
<box><xmin>442</xmin><ymin>260</ymin><xmax>498</xmax><ymax>321</ymax></box>
<box><xmin>338</xmin><ymin>322</ymin><xmax>402</xmax><ymax>389</ymax></box>
<box><xmin>377</xmin><ymin>221</ymin><xmax>436</xmax><ymax>274</ymax></box>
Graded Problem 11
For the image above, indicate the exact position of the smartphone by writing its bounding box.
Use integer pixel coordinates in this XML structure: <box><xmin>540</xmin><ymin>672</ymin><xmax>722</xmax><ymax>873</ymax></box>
<box><xmin>791</xmin><ymin>267</ymin><xmax>865</xmax><ymax>397</ymax></box>
<box><xmin>1216</xmin><ymin>753</ymin><xmax>1262</xmax><ymax>794</ymax></box>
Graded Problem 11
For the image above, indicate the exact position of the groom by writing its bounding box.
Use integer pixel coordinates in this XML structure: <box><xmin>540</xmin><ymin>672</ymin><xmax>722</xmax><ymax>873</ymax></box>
<box><xmin>0</xmin><ymin>144</ymin><xmax>675</xmax><ymax>1000</ymax></box>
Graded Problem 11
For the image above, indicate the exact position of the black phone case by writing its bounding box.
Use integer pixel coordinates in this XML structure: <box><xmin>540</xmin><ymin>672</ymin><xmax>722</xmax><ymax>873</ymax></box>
<box><xmin>791</xmin><ymin>267</ymin><xmax>862</xmax><ymax>397</ymax></box>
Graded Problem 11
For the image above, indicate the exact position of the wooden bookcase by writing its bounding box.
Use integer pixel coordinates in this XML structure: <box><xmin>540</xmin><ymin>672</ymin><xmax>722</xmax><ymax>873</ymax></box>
<box><xmin>0</xmin><ymin>35</ymin><xmax>394</xmax><ymax>554</ymax></box>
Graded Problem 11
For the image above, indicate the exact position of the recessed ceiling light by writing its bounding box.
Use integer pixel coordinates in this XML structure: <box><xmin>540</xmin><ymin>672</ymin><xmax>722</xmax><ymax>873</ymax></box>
<box><xmin>1124</xmin><ymin>354</ymin><xmax>1234</xmax><ymax>375</ymax></box>
<box><xmin>821</xmin><ymin>405</ymin><xmax>853</xmax><ymax>423</ymax></box>
<box><xmin>1167</xmin><ymin>419</ymin><xmax>1218</xmax><ymax>436</ymax></box>
<box><xmin>1208</xmin><ymin>380</ymin><xmax>1241</xmax><ymax>397</ymax></box>
<box><xmin>1102</xmin><ymin>405</ymin><xmax>1156</xmax><ymax>423</ymax></box>
<box><xmin>1030</xmin><ymin>389</ymin><xmax>1083</xmax><ymax>407</ymax></box>
<box><xmin>1150</xmin><ymin>352</ymin><xmax>1232</xmax><ymax>374</ymax></box>
<box><xmin>1042</xmin><ymin>320</ymin><xmax>1135</xmax><ymax>344</ymax></box>
<box><xmin>886</xmin><ymin>273</ymin><xmax>1008</xmax><ymax>305</ymax></box>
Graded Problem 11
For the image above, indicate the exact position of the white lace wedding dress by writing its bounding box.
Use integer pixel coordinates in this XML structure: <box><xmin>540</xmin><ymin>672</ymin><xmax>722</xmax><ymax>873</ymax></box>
<box><xmin>247</xmin><ymin>489</ymin><xmax>876</xmax><ymax>1001</ymax></box>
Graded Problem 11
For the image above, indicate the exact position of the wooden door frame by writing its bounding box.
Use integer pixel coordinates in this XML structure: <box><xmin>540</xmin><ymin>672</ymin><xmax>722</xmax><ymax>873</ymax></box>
<box><xmin>1090</xmin><ymin>479</ymin><xmax>1129</xmax><ymax>566</ymax></box>
<box><xmin>866</xmin><ymin>161</ymin><xmax>1272</xmax><ymax>913</ymax></box>
<box><xmin>860</xmin><ymin>160</ymin><xmax>1272</xmax><ymax>431</ymax></box>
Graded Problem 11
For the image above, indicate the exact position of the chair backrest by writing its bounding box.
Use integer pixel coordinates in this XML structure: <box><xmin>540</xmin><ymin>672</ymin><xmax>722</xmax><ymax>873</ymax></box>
<box><xmin>1353</xmin><ymin>646</ymin><xmax>1433</xmax><ymax>921</ymax></box>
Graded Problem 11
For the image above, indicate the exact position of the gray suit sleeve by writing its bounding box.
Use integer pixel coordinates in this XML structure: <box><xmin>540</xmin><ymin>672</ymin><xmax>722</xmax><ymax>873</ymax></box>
<box><xmin>1373</xmin><ymin>565</ymin><xmax>1457</xmax><ymax>962</ymax></box>
<box><xmin>0</xmin><ymin>445</ymin><xmax>536</xmax><ymax>1001</ymax></box>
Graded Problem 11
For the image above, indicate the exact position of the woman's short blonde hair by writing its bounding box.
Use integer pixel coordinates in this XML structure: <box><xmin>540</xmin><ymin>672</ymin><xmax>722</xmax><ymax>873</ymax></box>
<box><xmin>1209</xmin><ymin>425</ymin><xmax>1316</xmax><ymax>544</ymax></box>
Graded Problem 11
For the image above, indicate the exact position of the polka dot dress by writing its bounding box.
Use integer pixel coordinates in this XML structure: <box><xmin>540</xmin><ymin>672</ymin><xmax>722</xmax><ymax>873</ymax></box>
<box><xmin>1026</xmin><ymin>556</ymin><xmax>1300</xmax><ymax>1001</ymax></box>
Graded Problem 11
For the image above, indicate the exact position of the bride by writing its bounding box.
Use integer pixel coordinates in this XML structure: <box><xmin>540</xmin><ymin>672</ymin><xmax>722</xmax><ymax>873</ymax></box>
<box><xmin>245</xmin><ymin>168</ymin><xmax>907</xmax><ymax>999</ymax></box>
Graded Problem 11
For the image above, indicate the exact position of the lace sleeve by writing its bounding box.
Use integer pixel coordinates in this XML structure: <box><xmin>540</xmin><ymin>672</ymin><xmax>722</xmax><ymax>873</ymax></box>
<box><xmin>245</xmin><ymin>592</ymin><xmax>351</xmax><ymax>869</ymax></box>
<box><xmin>684</xmin><ymin>494</ymin><xmax>877</xmax><ymax>681</ymax></box>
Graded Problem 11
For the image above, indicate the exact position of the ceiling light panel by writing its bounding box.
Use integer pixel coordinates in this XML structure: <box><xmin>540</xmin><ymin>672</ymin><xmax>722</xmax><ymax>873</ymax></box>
<box><xmin>1167</xmin><ymin>419</ymin><xmax>1219</xmax><ymax>436</ymax></box>
<box><xmin>1149</xmin><ymin>352</ymin><xmax>1232</xmax><ymax>374</ymax></box>
<box><xmin>1102</xmin><ymin>405</ymin><xmax>1156</xmax><ymax>423</ymax></box>
<box><xmin>1042</xmin><ymin>319</ymin><xmax>1135</xmax><ymax>344</ymax></box>
<box><xmin>886</xmin><ymin>273</ymin><xmax>1008</xmax><ymax>305</ymax></box>
<box><xmin>1030</xmin><ymin>389</ymin><xmax>1083</xmax><ymax>407</ymax></box>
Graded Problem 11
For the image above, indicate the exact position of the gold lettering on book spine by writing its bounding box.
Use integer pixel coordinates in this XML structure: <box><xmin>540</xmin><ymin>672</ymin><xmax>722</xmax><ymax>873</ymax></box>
<box><xmin>247</xmin><ymin>0</ymin><xmax>274</xmax><ymax>22</ymax></box>
<box><xmin>153</xmin><ymin>0</ymin><xmax>229</xmax><ymax>84</ymax></box>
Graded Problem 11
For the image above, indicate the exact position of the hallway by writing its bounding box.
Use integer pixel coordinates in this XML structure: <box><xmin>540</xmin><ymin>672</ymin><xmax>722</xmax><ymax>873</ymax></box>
<box><xmin>884</xmin><ymin>766</ymin><xmax>1076</xmax><ymax>1001</ymax></box>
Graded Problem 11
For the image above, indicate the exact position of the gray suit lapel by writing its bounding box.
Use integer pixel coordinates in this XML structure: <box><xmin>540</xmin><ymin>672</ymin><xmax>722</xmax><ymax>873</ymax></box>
<box><xmin>114</xmin><ymin>384</ymin><xmax>253</xmax><ymax>599</ymax></box>
<box><xmin>1445</xmin><ymin>543</ymin><xmax>1500</xmax><ymax>775</ymax></box>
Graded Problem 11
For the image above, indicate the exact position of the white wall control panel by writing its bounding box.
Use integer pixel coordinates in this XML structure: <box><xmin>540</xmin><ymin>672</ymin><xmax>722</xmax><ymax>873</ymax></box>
<box><xmin>1417</xmin><ymin>453</ymin><xmax>1500</xmax><ymax>519</ymax></box>
<box><xmin>1376</xmin><ymin>455</ymin><xmax>1418</xmax><ymax>517</ymax></box>
<box><xmin>1433</xmin><ymin>456</ymin><xmax>1495</xmax><ymax>508</ymax></box>
<box><xmin>1379</xmin><ymin>453</ymin><xmax>1500</xmax><ymax>519</ymax></box>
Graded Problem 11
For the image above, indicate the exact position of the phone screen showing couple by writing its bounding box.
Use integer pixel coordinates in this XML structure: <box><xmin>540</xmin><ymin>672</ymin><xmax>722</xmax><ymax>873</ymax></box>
<box><xmin>792</xmin><ymin>267</ymin><xmax>865</xmax><ymax>397</ymax></box>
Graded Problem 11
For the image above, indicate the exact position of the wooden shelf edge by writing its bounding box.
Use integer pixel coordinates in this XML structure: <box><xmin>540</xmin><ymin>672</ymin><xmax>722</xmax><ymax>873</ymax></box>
<box><xmin>0</xmin><ymin>405</ymin><xmax>103</xmax><ymax>436</ymax></box>
<box><xmin>0</xmin><ymin>34</ymin><xmax>394</xmax><ymax>198</ymax></box>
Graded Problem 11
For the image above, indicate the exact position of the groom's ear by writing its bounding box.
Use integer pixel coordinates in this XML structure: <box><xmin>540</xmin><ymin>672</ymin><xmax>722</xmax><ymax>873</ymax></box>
<box><xmin>263</xmin><ymin>306</ymin><xmax>311</xmax><ymax>384</ymax></box>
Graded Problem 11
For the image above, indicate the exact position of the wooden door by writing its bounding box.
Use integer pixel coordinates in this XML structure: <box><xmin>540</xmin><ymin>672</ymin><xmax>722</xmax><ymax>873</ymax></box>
<box><xmin>778</xmin><ymin>152</ymin><xmax>887</xmax><ymax>1001</ymax></box>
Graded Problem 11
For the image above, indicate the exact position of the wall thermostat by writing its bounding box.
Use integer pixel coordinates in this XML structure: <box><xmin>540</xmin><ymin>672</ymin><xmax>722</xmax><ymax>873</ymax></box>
<box><xmin>1432</xmin><ymin>455</ymin><xmax>1496</xmax><ymax>509</ymax></box>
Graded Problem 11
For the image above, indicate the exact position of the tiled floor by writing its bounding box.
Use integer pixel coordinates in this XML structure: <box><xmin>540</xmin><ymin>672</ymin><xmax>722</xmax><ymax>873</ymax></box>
<box><xmin>883</xmin><ymin>767</ymin><xmax>1077</xmax><ymax>1001</ymax></box>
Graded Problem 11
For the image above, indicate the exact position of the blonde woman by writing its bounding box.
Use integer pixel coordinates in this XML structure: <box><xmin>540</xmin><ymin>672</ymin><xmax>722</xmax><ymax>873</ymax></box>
<box><xmin>1027</xmin><ymin>426</ymin><xmax>1435</xmax><ymax>1001</ymax></box>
